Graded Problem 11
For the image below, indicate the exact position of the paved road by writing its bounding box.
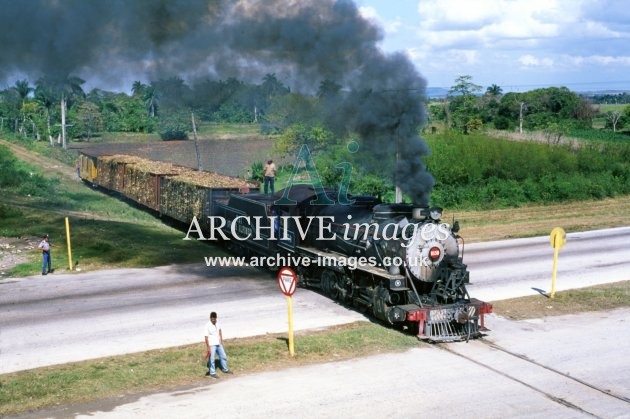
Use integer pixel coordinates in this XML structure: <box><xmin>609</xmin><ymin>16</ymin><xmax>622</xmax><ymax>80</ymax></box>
<box><xmin>465</xmin><ymin>226</ymin><xmax>630</xmax><ymax>301</ymax></box>
<box><xmin>0</xmin><ymin>265</ymin><xmax>365</xmax><ymax>374</ymax></box>
<box><xmin>1</xmin><ymin>227</ymin><xmax>629</xmax><ymax>375</ymax></box>
<box><xmin>31</xmin><ymin>309</ymin><xmax>630</xmax><ymax>419</ymax></box>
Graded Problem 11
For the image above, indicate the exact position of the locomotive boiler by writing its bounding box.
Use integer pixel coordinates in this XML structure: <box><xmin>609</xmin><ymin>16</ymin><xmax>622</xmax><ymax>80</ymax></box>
<box><xmin>216</xmin><ymin>184</ymin><xmax>492</xmax><ymax>342</ymax></box>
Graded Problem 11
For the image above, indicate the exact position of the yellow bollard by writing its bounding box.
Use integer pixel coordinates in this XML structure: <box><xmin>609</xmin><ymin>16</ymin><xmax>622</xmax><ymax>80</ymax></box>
<box><xmin>549</xmin><ymin>227</ymin><xmax>566</xmax><ymax>299</ymax></box>
<box><xmin>287</xmin><ymin>295</ymin><xmax>295</xmax><ymax>356</ymax></box>
<box><xmin>65</xmin><ymin>217</ymin><xmax>73</xmax><ymax>271</ymax></box>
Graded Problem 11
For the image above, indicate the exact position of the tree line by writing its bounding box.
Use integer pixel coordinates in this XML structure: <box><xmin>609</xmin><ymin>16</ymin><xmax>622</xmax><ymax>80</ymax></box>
<box><xmin>2</xmin><ymin>73</ymin><xmax>629</xmax><ymax>152</ymax></box>
<box><xmin>0</xmin><ymin>73</ymin><xmax>298</xmax><ymax>147</ymax></box>
<box><xmin>429</xmin><ymin>75</ymin><xmax>630</xmax><ymax>137</ymax></box>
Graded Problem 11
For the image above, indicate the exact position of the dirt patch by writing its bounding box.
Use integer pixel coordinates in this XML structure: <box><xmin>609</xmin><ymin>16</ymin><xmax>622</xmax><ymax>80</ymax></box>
<box><xmin>0</xmin><ymin>236</ymin><xmax>40</xmax><ymax>277</ymax></box>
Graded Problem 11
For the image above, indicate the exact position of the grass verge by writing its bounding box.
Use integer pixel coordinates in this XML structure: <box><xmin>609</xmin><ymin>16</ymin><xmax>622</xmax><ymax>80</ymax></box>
<box><xmin>1</xmin><ymin>204</ymin><xmax>227</xmax><ymax>277</ymax></box>
<box><xmin>491</xmin><ymin>280</ymin><xmax>630</xmax><ymax>320</ymax></box>
<box><xmin>0</xmin><ymin>322</ymin><xmax>419</xmax><ymax>416</ymax></box>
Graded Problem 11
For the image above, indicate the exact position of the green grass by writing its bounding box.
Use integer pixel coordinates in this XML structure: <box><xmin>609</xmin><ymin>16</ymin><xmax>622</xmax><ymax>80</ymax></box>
<box><xmin>1</xmin><ymin>205</ymin><xmax>226</xmax><ymax>276</ymax></box>
<box><xmin>0</xmin><ymin>322</ymin><xmax>420</xmax><ymax>416</ymax></box>
<box><xmin>196</xmin><ymin>122</ymin><xmax>261</xmax><ymax>136</ymax></box>
<box><xmin>0</xmin><ymin>141</ymin><xmax>225</xmax><ymax>277</ymax></box>
<box><xmin>597</xmin><ymin>104</ymin><xmax>628</xmax><ymax>113</ymax></box>
<box><xmin>492</xmin><ymin>281</ymin><xmax>630</xmax><ymax>320</ymax></box>
<box><xmin>566</xmin><ymin>126</ymin><xmax>630</xmax><ymax>142</ymax></box>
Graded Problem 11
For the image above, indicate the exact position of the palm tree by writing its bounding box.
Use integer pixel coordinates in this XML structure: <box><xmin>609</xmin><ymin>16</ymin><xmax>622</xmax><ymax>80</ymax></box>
<box><xmin>13</xmin><ymin>80</ymin><xmax>33</xmax><ymax>104</ymax></box>
<box><xmin>317</xmin><ymin>79</ymin><xmax>342</xmax><ymax>99</ymax></box>
<box><xmin>131</xmin><ymin>81</ymin><xmax>146</xmax><ymax>98</ymax></box>
<box><xmin>144</xmin><ymin>83</ymin><xmax>159</xmax><ymax>117</ymax></box>
<box><xmin>13</xmin><ymin>80</ymin><xmax>33</xmax><ymax>136</ymax></box>
<box><xmin>34</xmin><ymin>82</ymin><xmax>56</xmax><ymax>144</ymax></box>
<box><xmin>35</xmin><ymin>76</ymin><xmax>85</xmax><ymax>149</ymax></box>
<box><xmin>131</xmin><ymin>81</ymin><xmax>158</xmax><ymax>117</ymax></box>
<box><xmin>485</xmin><ymin>84</ymin><xmax>503</xmax><ymax>97</ymax></box>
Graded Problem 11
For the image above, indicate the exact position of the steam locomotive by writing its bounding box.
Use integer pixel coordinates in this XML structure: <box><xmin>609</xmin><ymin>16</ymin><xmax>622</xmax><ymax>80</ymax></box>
<box><xmin>78</xmin><ymin>151</ymin><xmax>491</xmax><ymax>342</ymax></box>
<box><xmin>214</xmin><ymin>184</ymin><xmax>492</xmax><ymax>342</ymax></box>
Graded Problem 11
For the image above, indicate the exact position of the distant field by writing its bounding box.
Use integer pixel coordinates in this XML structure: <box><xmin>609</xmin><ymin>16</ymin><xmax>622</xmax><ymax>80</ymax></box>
<box><xmin>197</xmin><ymin>122</ymin><xmax>262</xmax><ymax>135</ymax></box>
<box><xmin>72</xmin><ymin>123</ymin><xmax>271</xmax><ymax>144</ymax></box>
<box><xmin>596</xmin><ymin>103</ymin><xmax>628</xmax><ymax>113</ymax></box>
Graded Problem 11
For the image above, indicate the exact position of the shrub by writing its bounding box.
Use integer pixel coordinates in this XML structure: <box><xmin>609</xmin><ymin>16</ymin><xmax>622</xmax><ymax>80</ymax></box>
<box><xmin>425</xmin><ymin>131</ymin><xmax>630</xmax><ymax>209</ymax></box>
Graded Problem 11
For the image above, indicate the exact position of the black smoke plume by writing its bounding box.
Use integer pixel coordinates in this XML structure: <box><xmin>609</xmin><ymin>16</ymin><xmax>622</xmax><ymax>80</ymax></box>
<box><xmin>0</xmin><ymin>0</ymin><xmax>433</xmax><ymax>203</ymax></box>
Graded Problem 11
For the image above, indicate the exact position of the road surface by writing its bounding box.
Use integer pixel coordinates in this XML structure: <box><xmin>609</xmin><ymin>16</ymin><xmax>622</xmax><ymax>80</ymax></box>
<box><xmin>1</xmin><ymin>227</ymin><xmax>629</xmax><ymax>375</ymax></box>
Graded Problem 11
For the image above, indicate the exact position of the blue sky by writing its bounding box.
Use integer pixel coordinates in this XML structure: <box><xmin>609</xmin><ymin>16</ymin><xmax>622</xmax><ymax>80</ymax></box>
<box><xmin>356</xmin><ymin>0</ymin><xmax>630</xmax><ymax>92</ymax></box>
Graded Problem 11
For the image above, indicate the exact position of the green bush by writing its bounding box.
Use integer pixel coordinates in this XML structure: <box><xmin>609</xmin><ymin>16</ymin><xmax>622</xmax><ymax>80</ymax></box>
<box><xmin>158</xmin><ymin>112</ymin><xmax>189</xmax><ymax>141</ymax></box>
<box><xmin>425</xmin><ymin>131</ymin><xmax>630</xmax><ymax>209</ymax></box>
<box><xmin>0</xmin><ymin>145</ymin><xmax>57</xmax><ymax>197</ymax></box>
<box><xmin>249</xmin><ymin>161</ymin><xmax>263</xmax><ymax>182</ymax></box>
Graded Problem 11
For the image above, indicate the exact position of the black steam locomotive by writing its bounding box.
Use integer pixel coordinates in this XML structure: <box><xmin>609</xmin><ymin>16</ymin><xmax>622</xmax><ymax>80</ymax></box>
<box><xmin>78</xmin><ymin>151</ymin><xmax>490</xmax><ymax>342</ymax></box>
<box><xmin>214</xmin><ymin>185</ymin><xmax>492</xmax><ymax>342</ymax></box>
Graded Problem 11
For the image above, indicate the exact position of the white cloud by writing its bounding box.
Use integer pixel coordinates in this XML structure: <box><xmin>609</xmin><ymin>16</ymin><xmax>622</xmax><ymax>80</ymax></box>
<box><xmin>361</xmin><ymin>0</ymin><xmax>630</xmax><ymax>88</ymax></box>
<box><xmin>416</xmin><ymin>0</ymin><xmax>571</xmax><ymax>48</ymax></box>
<box><xmin>518</xmin><ymin>54</ymin><xmax>554</xmax><ymax>67</ymax></box>
<box><xmin>358</xmin><ymin>5</ymin><xmax>403</xmax><ymax>34</ymax></box>
<box><xmin>569</xmin><ymin>55</ymin><xmax>630</xmax><ymax>66</ymax></box>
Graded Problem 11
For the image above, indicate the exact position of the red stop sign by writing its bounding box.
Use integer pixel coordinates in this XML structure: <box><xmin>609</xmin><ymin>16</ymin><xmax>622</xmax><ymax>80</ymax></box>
<box><xmin>277</xmin><ymin>267</ymin><xmax>297</xmax><ymax>297</ymax></box>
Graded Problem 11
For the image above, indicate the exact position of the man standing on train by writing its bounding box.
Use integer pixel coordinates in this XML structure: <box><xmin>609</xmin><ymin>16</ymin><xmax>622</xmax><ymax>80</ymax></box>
<box><xmin>263</xmin><ymin>159</ymin><xmax>277</xmax><ymax>194</ymax></box>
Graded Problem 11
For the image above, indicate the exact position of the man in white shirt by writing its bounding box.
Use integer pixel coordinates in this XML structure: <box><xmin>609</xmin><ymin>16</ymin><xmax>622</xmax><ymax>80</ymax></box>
<box><xmin>204</xmin><ymin>312</ymin><xmax>233</xmax><ymax>378</ymax></box>
<box><xmin>37</xmin><ymin>234</ymin><xmax>52</xmax><ymax>275</ymax></box>
<box><xmin>263</xmin><ymin>159</ymin><xmax>277</xmax><ymax>194</ymax></box>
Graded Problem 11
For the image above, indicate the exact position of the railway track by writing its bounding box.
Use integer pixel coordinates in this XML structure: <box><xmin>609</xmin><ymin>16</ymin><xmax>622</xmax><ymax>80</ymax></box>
<box><xmin>439</xmin><ymin>338</ymin><xmax>630</xmax><ymax>418</ymax></box>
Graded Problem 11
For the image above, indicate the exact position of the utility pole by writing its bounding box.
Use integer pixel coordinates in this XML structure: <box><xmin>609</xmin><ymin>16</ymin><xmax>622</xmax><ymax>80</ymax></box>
<box><xmin>519</xmin><ymin>102</ymin><xmax>527</xmax><ymax>134</ymax></box>
<box><xmin>61</xmin><ymin>94</ymin><xmax>67</xmax><ymax>149</ymax></box>
<box><xmin>395</xmin><ymin>134</ymin><xmax>402</xmax><ymax>203</ymax></box>
<box><xmin>191</xmin><ymin>112</ymin><xmax>203</xmax><ymax>171</ymax></box>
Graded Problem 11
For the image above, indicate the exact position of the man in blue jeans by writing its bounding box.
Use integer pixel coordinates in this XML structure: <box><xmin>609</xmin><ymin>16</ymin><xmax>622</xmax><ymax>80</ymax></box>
<box><xmin>37</xmin><ymin>234</ymin><xmax>52</xmax><ymax>275</ymax></box>
<box><xmin>263</xmin><ymin>159</ymin><xmax>277</xmax><ymax>194</ymax></box>
<box><xmin>204</xmin><ymin>312</ymin><xmax>233</xmax><ymax>378</ymax></box>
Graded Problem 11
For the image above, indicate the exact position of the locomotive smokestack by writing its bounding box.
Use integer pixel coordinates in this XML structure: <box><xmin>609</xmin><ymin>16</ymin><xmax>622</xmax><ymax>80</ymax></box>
<box><xmin>0</xmin><ymin>0</ymin><xmax>433</xmax><ymax>203</ymax></box>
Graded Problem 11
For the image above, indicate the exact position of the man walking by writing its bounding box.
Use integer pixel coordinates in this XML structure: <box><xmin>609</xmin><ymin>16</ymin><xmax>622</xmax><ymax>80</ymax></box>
<box><xmin>37</xmin><ymin>234</ymin><xmax>52</xmax><ymax>275</ymax></box>
<box><xmin>204</xmin><ymin>312</ymin><xmax>233</xmax><ymax>378</ymax></box>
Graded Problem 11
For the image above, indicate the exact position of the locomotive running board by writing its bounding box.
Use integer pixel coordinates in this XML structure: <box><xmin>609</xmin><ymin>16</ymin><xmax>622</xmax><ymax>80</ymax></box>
<box><xmin>296</xmin><ymin>246</ymin><xmax>406</xmax><ymax>280</ymax></box>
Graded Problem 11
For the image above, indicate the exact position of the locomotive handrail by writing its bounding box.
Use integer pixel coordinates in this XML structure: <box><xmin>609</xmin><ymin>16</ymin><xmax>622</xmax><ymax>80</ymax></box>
<box><xmin>403</xmin><ymin>262</ymin><xmax>424</xmax><ymax>308</ymax></box>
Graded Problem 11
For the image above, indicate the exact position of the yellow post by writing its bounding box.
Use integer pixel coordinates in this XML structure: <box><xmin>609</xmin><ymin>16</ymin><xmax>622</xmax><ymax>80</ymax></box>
<box><xmin>65</xmin><ymin>217</ymin><xmax>73</xmax><ymax>271</ymax></box>
<box><xmin>549</xmin><ymin>227</ymin><xmax>566</xmax><ymax>299</ymax></box>
<box><xmin>550</xmin><ymin>247</ymin><xmax>559</xmax><ymax>299</ymax></box>
<box><xmin>287</xmin><ymin>295</ymin><xmax>295</xmax><ymax>356</ymax></box>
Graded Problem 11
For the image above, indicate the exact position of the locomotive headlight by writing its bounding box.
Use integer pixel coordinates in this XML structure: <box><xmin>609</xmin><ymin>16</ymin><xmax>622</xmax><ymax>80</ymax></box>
<box><xmin>429</xmin><ymin>246</ymin><xmax>441</xmax><ymax>261</ymax></box>
<box><xmin>429</xmin><ymin>207</ymin><xmax>442</xmax><ymax>220</ymax></box>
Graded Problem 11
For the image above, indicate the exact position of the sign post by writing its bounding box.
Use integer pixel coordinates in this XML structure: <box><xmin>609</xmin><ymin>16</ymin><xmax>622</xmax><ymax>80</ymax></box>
<box><xmin>65</xmin><ymin>217</ymin><xmax>73</xmax><ymax>271</ymax></box>
<box><xmin>549</xmin><ymin>227</ymin><xmax>566</xmax><ymax>299</ymax></box>
<box><xmin>277</xmin><ymin>266</ymin><xmax>297</xmax><ymax>356</ymax></box>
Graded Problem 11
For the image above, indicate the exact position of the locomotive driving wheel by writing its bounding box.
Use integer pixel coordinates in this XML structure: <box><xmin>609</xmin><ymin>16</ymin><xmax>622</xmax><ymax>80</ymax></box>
<box><xmin>321</xmin><ymin>270</ymin><xmax>340</xmax><ymax>300</ymax></box>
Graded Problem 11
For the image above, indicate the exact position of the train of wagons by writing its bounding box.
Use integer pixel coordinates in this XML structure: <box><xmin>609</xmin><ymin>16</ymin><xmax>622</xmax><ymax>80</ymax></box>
<box><xmin>79</xmin><ymin>150</ymin><xmax>492</xmax><ymax>342</ymax></box>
